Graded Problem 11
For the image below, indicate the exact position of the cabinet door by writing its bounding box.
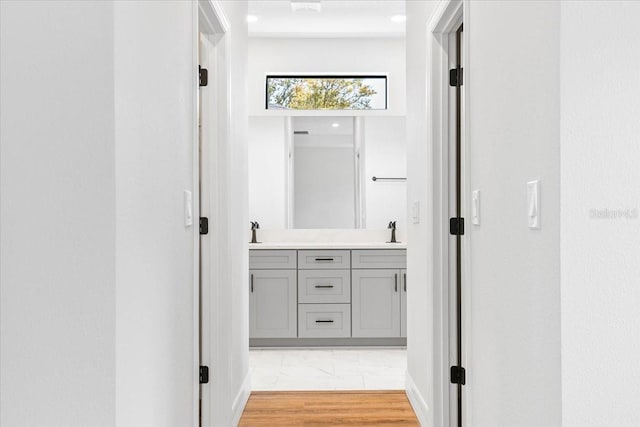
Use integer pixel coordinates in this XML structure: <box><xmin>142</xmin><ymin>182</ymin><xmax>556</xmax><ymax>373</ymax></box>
<box><xmin>401</xmin><ymin>269</ymin><xmax>407</xmax><ymax>338</ymax></box>
<box><xmin>249</xmin><ymin>270</ymin><xmax>297</xmax><ymax>338</ymax></box>
<box><xmin>352</xmin><ymin>269</ymin><xmax>401</xmax><ymax>337</ymax></box>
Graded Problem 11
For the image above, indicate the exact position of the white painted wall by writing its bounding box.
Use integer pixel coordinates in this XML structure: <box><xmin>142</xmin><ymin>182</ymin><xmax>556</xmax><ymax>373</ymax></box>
<box><xmin>405</xmin><ymin>1</ymin><xmax>439</xmax><ymax>425</ymax></box>
<box><xmin>248</xmin><ymin>37</ymin><xmax>406</xmax><ymax>116</ymax></box>
<box><xmin>248</xmin><ymin>117</ymin><xmax>286</xmax><ymax>228</ymax></box>
<box><xmin>466</xmin><ymin>2</ymin><xmax>562</xmax><ymax>425</ymax></box>
<box><xmin>216</xmin><ymin>2</ymin><xmax>251</xmax><ymax>424</ymax></box>
<box><xmin>0</xmin><ymin>2</ymin><xmax>116</xmax><ymax>425</ymax></box>
<box><xmin>113</xmin><ymin>1</ymin><xmax>197</xmax><ymax>425</ymax></box>
<box><xmin>364</xmin><ymin>117</ymin><xmax>406</xmax><ymax>232</ymax></box>
<box><xmin>560</xmin><ymin>2</ymin><xmax>640</xmax><ymax>425</ymax></box>
<box><xmin>2</xmin><ymin>1</ymin><xmax>206</xmax><ymax>425</ymax></box>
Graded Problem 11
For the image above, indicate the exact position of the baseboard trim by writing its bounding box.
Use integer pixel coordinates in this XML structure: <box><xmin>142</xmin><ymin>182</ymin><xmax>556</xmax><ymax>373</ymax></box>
<box><xmin>250</xmin><ymin>337</ymin><xmax>407</xmax><ymax>347</ymax></box>
<box><xmin>231</xmin><ymin>371</ymin><xmax>251</xmax><ymax>426</ymax></box>
<box><xmin>405</xmin><ymin>372</ymin><xmax>429</xmax><ymax>426</ymax></box>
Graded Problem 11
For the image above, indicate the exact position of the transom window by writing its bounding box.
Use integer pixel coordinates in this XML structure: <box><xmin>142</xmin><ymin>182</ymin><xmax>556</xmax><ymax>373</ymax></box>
<box><xmin>266</xmin><ymin>75</ymin><xmax>387</xmax><ymax>111</ymax></box>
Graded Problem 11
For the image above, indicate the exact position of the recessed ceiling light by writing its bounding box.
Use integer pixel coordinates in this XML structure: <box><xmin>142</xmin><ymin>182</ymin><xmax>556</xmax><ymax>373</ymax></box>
<box><xmin>246</xmin><ymin>15</ymin><xmax>258</xmax><ymax>23</ymax></box>
<box><xmin>331</xmin><ymin>123</ymin><xmax>340</xmax><ymax>128</ymax></box>
<box><xmin>291</xmin><ymin>0</ymin><xmax>322</xmax><ymax>13</ymax></box>
<box><xmin>391</xmin><ymin>15</ymin><xmax>407</xmax><ymax>23</ymax></box>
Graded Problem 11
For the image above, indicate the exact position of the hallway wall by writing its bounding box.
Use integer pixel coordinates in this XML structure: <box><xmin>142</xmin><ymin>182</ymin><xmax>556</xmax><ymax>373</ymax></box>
<box><xmin>219</xmin><ymin>1</ymin><xmax>251</xmax><ymax>423</ymax></box>
<box><xmin>247</xmin><ymin>37</ymin><xmax>406</xmax><ymax>116</ymax></box>
<box><xmin>466</xmin><ymin>1</ymin><xmax>562</xmax><ymax>425</ymax></box>
<box><xmin>405</xmin><ymin>1</ymin><xmax>439</xmax><ymax>425</ymax></box>
<box><xmin>113</xmin><ymin>1</ymin><xmax>197</xmax><ymax>425</ymax></box>
<box><xmin>0</xmin><ymin>2</ymin><xmax>116</xmax><ymax>426</ymax></box>
<box><xmin>560</xmin><ymin>2</ymin><xmax>640</xmax><ymax>425</ymax></box>
<box><xmin>1</xmin><ymin>1</ymin><xmax>204</xmax><ymax>425</ymax></box>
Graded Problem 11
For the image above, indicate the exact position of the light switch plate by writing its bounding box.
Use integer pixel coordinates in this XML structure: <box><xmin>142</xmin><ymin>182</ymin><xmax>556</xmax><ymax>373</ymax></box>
<box><xmin>412</xmin><ymin>201</ymin><xmax>420</xmax><ymax>224</ymax></box>
<box><xmin>471</xmin><ymin>190</ymin><xmax>480</xmax><ymax>225</ymax></box>
<box><xmin>184</xmin><ymin>190</ymin><xmax>193</xmax><ymax>227</ymax></box>
<box><xmin>527</xmin><ymin>180</ymin><xmax>540</xmax><ymax>229</ymax></box>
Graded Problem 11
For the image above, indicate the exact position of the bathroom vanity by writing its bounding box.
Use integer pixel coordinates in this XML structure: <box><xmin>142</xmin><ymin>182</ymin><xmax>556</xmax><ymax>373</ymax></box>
<box><xmin>247</xmin><ymin>115</ymin><xmax>408</xmax><ymax>347</ymax></box>
<box><xmin>249</xmin><ymin>245</ymin><xmax>407</xmax><ymax>347</ymax></box>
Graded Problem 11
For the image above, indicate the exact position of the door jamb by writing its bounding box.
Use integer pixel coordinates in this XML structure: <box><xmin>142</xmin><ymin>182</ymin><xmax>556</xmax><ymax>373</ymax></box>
<box><xmin>194</xmin><ymin>1</ymin><xmax>229</xmax><ymax>426</ymax></box>
<box><xmin>426</xmin><ymin>1</ymin><xmax>471</xmax><ymax>426</ymax></box>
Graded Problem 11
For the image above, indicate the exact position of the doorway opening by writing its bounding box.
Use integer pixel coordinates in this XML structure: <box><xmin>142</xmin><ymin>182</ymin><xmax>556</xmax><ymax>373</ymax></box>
<box><xmin>248</xmin><ymin>112</ymin><xmax>408</xmax><ymax>392</ymax></box>
<box><xmin>245</xmin><ymin>0</ymin><xmax>410</xmax><ymax>396</ymax></box>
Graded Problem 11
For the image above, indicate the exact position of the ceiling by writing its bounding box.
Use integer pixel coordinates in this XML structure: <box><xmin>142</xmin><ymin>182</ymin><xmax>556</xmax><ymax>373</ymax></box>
<box><xmin>248</xmin><ymin>1</ymin><xmax>406</xmax><ymax>38</ymax></box>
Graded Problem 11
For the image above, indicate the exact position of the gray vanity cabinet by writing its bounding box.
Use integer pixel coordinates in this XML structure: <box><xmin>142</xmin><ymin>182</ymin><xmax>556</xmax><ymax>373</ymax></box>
<box><xmin>249</xmin><ymin>248</ymin><xmax>406</xmax><ymax>345</ymax></box>
<box><xmin>297</xmin><ymin>250</ymin><xmax>351</xmax><ymax>338</ymax></box>
<box><xmin>351</xmin><ymin>250</ymin><xmax>407</xmax><ymax>339</ymax></box>
<box><xmin>249</xmin><ymin>250</ymin><xmax>297</xmax><ymax>339</ymax></box>
<box><xmin>352</xmin><ymin>269</ymin><xmax>402</xmax><ymax>338</ymax></box>
<box><xmin>249</xmin><ymin>270</ymin><xmax>297</xmax><ymax>338</ymax></box>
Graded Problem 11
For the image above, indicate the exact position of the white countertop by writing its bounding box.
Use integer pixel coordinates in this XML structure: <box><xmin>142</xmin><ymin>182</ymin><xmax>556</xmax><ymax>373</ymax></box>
<box><xmin>249</xmin><ymin>242</ymin><xmax>407</xmax><ymax>250</ymax></box>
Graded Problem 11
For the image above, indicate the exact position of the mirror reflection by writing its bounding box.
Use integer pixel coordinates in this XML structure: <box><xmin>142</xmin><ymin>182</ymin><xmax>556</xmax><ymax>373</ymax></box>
<box><xmin>248</xmin><ymin>115</ymin><xmax>406</xmax><ymax>231</ymax></box>
<box><xmin>292</xmin><ymin>117</ymin><xmax>356</xmax><ymax>228</ymax></box>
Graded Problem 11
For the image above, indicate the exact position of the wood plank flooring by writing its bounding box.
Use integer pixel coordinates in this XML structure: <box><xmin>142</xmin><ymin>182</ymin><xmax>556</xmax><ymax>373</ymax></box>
<box><xmin>238</xmin><ymin>390</ymin><xmax>420</xmax><ymax>426</ymax></box>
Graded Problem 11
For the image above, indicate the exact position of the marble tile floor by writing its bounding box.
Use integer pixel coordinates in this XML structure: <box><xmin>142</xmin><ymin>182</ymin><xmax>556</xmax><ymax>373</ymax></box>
<box><xmin>249</xmin><ymin>348</ymin><xmax>406</xmax><ymax>391</ymax></box>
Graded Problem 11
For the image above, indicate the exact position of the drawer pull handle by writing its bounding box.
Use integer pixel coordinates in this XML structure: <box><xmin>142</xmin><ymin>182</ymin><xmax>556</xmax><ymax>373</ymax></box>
<box><xmin>315</xmin><ymin>320</ymin><xmax>334</xmax><ymax>323</ymax></box>
<box><xmin>315</xmin><ymin>284</ymin><xmax>334</xmax><ymax>289</ymax></box>
<box><xmin>395</xmin><ymin>273</ymin><xmax>398</xmax><ymax>292</ymax></box>
<box><xmin>315</xmin><ymin>258</ymin><xmax>334</xmax><ymax>262</ymax></box>
<box><xmin>404</xmin><ymin>273</ymin><xmax>407</xmax><ymax>292</ymax></box>
<box><xmin>250</xmin><ymin>273</ymin><xmax>254</xmax><ymax>293</ymax></box>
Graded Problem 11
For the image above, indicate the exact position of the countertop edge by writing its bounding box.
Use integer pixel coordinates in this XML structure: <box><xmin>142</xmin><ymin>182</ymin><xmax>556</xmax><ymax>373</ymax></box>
<box><xmin>248</xmin><ymin>243</ymin><xmax>407</xmax><ymax>250</ymax></box>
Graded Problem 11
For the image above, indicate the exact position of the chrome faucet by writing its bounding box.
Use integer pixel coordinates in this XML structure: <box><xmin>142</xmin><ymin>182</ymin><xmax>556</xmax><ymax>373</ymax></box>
<box><xmin>250</xmin><ymin>221</ymin><xmax>260</xmax><ymax>244</ymax></box>
<box><xmin>387</xmin><ymin>221</ymin><xmax>399</xmax><ymax>243</ymax></box>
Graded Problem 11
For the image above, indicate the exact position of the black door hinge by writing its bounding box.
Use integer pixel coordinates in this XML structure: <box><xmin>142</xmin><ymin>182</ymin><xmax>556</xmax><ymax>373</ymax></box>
<box><xmin>449</xmin><ymin>67</ymin><xmax>463</xmax><ymax>87</ymax></box>
<box><xmin>449</xmin><ymin>217</ymin><xmax>465</xmax><ymax>236</ymax></box>
<box><xmin>200</xmin><ymin>217</ymin><xmax>209</xmax><ymax>235</ymax></box>
<box><xmin>200</xmin><ymin>366</ymin><xmax>209</xmax><ymax>384</ymax></box>
<box><xmin>450</xmin><ymin>366</ymin><xmax>466</xmax><ymax>385</ymax></box>
<box><xmin>199</xmin><ymin>66</ymin><xmax>208</xmax><ymax>87</ymax></box>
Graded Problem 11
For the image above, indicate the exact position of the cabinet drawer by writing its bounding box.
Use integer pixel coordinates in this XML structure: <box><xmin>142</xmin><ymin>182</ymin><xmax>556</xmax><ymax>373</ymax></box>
<box><xmin>352</xmin><ymin>249</ymin><xmax>406</xmax><ymax>269</ymax></box>
<box><xmin>298</xmin><ymin>250</ymin><xmax>351</xmax><ymax>270</ymax></box>
<box><xmin>249</xmin><ymin>250</ymin><xmax>297</xmax><ymax>269</ymax></box>
<box><xmin>298</xmin><ymin>304</ymin><xmax>351</xmax><ymax>338</ymax></box>
<box><xmin>298</xmin><ymin>270</ymin><xmax>351</xmax><ymax>304</ymax></box>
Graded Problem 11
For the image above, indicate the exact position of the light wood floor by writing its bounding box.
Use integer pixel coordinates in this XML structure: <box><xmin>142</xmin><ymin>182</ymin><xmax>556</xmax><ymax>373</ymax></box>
<box><xmin>238</xmin><ymin>390</ymin><xmax>419</xmax><ymax>426</ymax></box>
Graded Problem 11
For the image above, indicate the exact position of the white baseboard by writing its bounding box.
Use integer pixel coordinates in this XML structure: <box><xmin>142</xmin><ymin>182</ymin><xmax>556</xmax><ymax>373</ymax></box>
<box><xmin>231</xmin><ymin>371</ymin><xmax>251</xmax><ymax>426</ymax></box>
<box><xmin>405</xmin><ymin>372</ymin><xmax>429</xmax><ymax>426</ymax></box>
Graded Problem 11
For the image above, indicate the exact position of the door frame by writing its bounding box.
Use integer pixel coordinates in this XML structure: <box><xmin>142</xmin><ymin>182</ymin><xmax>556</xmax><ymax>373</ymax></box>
<box><xmin>425</xmin><ymin>0</ymin><xmax>471</xmax><ymax>426</ymax></box>
<box><xmin>194</xmin><ymin>1</ymin><xmax>229</xmax><ymax>426</ymax></box>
